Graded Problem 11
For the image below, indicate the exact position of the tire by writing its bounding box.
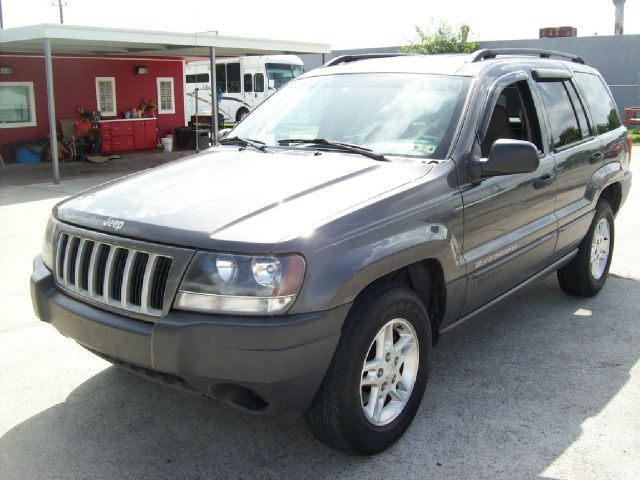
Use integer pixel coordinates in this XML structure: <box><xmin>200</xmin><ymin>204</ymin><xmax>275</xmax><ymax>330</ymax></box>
<box><xmin>304</xmin><ymin>283</ymin><xmax>432</xmax><ymax>455</ymax></box>
<box><xmin>236</xmin><ymin>108</ymin><xmax>249</xmax><ymax>122</ymax></box>
<box><xmin>557</xmin><ymin>199</ymin><xmax>614</xmax><ymax>297</ymax></box>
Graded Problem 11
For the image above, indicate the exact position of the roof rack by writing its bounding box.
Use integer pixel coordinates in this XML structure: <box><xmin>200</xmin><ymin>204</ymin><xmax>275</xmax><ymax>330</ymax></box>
<box><xmin>470</xmin><ymin>48</ymin><xmax>585</xmax><ymax>64</ymax></box>
<box><xmin>323</xmin><ymin>53</ymin><xmax>411</xmax><ymax>67</ymax></box>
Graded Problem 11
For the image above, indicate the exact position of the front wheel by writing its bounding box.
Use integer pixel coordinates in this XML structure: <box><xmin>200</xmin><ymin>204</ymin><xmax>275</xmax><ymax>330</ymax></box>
<box><xmin>557</xmin><ymin>199</ymin><xmax>614</xmax><ymax>297</ymax></box>
<box><xmin>304</xmin><ymin>284</ymin><xmax>432</xmax><ymax>455</ymax></box>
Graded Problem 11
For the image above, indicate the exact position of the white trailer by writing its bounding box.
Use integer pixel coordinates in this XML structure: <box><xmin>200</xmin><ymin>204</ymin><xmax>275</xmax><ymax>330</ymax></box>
<box><xmin>184</xmin><ymin>55</ymin><xmax>304</xmax><ymax>124</ymax></box>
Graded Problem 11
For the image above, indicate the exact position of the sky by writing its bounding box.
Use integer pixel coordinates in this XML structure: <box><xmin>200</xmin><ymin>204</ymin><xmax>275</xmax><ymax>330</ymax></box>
<box><xmin>1</xmin><ymin>0</ymin><xmax>639</xmax><ymax>49</ymax></box>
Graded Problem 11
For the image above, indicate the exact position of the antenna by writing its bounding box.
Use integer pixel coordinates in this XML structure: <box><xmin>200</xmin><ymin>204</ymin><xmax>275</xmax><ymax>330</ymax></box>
<box><xmin>52</xmin><ymin>0</ymin><xmax>67</xmax><ymax>24</ymax></box>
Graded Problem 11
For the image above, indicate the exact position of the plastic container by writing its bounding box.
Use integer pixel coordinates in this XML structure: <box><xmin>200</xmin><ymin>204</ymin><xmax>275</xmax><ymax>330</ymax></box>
<box><xmin>15</xmin><ymin>147</ymin><xmax>41</xmax><ymax>164</ymax></box>
<box><xmin>161</xmin><ymin>137</ymin><xmax>173</xmax><ymax>152</ymax></box>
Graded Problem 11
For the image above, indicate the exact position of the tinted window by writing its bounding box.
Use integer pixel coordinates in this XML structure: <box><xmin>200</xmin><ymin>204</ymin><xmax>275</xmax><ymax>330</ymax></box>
<box><xmin>216</xmin><ymin>64</ymin><xmax>226</xmax><ymax>93</ymax></box>
<box><xmin>538</xmin><ymin>81</ymin><xmax>581</xmax><ymax>149</ymax></box>
<box><xmin>244</xmin><ymin>73</ymin><xmax>253</xmax><ymax>93</ymax></box>
<box><xmin>565</xmin><ymin>81</ymin><xmax>591</xmax><ymax>138</ymax></box>
<box><xmin>186</xmin><ymin>73</ymin><xmax>209</xmax><ymax>84</ymax></box>
<box><xmin>574</xmin><ymin>72</ymin><xmax>621</xmax><ymax>134</ymax></box>
<box><xmin>254</xmin><ymin>73</ymin><xmax>265</xmax><ymax>92</ymax></box>
<box><xmin>227</xmin><ymin>63</ymin><xmax>241</xmax><ymax>93</ymax></box>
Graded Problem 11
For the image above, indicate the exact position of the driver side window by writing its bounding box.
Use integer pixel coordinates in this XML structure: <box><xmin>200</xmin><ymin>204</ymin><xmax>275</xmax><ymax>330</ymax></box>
<box><xmin>481</xmin><ymin>80</ymin><xmax>543</xmax><ymax>157</ymax></box>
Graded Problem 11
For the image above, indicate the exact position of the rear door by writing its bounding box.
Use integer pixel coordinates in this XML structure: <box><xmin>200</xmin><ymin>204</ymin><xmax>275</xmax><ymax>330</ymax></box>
<box><xmin>532</xmin><ymin>71</ymin><xmax>605</xmax><ymax>259</ymax></box>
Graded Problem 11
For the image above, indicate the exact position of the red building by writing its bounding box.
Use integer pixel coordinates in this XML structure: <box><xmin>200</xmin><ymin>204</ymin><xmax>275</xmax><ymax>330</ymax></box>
<box><xmin>0</xmin><ymin>53</ymin><xmax>184</xmax><ymax>149</ymax></box>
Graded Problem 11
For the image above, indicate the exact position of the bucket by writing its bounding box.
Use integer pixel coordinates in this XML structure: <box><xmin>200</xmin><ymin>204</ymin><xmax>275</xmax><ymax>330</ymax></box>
<box><xmin>161</xmin><ymin>137</ymin><xmax>173</xmax><ymax>152</ymax></box>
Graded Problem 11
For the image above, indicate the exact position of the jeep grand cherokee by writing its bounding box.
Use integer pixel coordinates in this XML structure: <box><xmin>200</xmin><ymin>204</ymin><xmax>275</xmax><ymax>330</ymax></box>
<box><xmin>31</xmin><ymin>49</ymin><xmax>631</xmax><ymax>454</ymax></box>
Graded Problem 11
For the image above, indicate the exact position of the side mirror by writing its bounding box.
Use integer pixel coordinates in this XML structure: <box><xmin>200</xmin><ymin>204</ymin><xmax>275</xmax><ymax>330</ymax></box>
<box><xmin>268</xmin><ymin>79</ymin><xmax>276</xmax><ymax>90</ymax></box>
<box><xmin>469</xmin><ymin>139</ymin><xmax>539</xmax><ymax>182</ymax></box>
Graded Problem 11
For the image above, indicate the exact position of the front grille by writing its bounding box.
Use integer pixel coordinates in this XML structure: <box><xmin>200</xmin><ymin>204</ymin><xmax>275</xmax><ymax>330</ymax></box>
<box><xmin>55</xmin><ymin>232</ymin><xmax>173</xmax><ymax>317</ymax></box>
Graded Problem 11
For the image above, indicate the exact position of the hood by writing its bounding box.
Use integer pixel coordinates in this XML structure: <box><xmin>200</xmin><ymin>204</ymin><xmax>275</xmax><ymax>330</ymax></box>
<box><xmin>56</xmin><ymin>149</ymin><xmax>431</xmax><ymax>251</ymax></box>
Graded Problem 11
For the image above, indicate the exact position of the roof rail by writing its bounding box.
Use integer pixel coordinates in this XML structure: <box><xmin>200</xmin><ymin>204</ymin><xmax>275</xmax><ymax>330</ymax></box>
<box><xmin>323</xmin><ymin>53</ymin><xmax>411</xmax><ymax>67</ymax></box>
<box><xmin>470</xmin><ymin>48</ymin><xmax>585</xmax><ymax>64</ymax></box>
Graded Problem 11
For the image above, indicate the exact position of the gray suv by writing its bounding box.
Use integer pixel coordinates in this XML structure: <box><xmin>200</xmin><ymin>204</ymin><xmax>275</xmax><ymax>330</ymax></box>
<box><xmin>31</xmin><ymin>49</ymin><xmax>632</xmax><ymax>455</ymax></box>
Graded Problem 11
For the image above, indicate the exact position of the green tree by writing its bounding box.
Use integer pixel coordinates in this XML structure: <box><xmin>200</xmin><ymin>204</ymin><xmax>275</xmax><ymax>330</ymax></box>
<box><xmin>401</xmin><ymin>21</ymin><xmax>479</xmax><ymax>55</ymax></box>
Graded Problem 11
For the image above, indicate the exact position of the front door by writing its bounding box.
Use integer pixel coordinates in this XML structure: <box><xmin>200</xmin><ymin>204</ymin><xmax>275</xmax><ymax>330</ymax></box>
<box><xmin>460</xmin><ymin>78</ymin><xmax>558</xmax><ymax>316</ymax></box>
<box><xmin>244</xmin><ymin>67</ymin><xmax>267</xmax><ymax>110</ymax></box>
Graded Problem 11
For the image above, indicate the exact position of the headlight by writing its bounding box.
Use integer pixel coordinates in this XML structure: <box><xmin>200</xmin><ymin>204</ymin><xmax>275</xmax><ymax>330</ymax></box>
<box><xmin>41</xmin><ymin>215</ymin><xmax>56</xmax><ymax>271</ymax></box>
<box><xmin>174</xmin><ymin>252</ymin><xmax>305</xmax><ymax>315</ymax></box>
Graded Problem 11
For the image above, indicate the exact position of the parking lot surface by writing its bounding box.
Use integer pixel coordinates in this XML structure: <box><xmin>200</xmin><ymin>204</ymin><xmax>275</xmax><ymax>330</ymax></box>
<box><xmin>1</xmin><ymin>152</ymin><xmax>639</xmax><ymax>479</ymax></box>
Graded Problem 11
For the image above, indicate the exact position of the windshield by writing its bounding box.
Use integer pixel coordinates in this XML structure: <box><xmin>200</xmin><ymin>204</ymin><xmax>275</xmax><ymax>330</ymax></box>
<box><xmin>231</xmin><ymin>73</ymin><xmax>471</xmax><ymax>159</ymax></box>
<box><xmin>266</xmin><ymin>63</ymin><xmax>304</xmax><ymax>89</ymax></box>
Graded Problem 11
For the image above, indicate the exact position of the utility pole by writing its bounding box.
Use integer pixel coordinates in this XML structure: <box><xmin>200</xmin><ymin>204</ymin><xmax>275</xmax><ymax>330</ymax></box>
<box><xmin>52</xmin><ymin>0</ymin><xmax>67</xmax><ymax>24</ymax></box>
<box><xmin>0</xmin><ymin>0</ymin><xmax>4</xmax><ymax>29</ymax></box>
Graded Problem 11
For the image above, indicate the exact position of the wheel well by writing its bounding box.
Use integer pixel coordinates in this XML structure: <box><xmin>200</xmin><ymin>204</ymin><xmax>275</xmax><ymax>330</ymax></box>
<box><xmin>359</xmin><ymin>260</ymin><xmax>446</xmax><ymax>344</ymax></box>
<box><xmin>236</xmin><ymin>107</ymin><xmax>249</xmax><ymax>122</ymax></box>
<box><xmin>600</xmin><ymin>183</ymin><xmax>622</xmax><ymax>215</ymax></box>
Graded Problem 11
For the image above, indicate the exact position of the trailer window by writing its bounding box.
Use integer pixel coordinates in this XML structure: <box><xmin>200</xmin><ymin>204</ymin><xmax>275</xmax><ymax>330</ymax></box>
<box><xmin>216</xmin><ymin>64</ymin><xmax>226</xmax><ymax>93</ymax></box>
<box><xmin>244</xmin><ymin>74</ymin><xmax>253</xmax><ymax>93</ymax></box>
<box><xmin>254</xmin><ymin>73</ymin><xmax>265</xmax><ymax>93</ymax></box>
<box><xmin>227</xmin><ymin>63</ymin><xmax>241</xmax><ymax>93</ymax></box>
<box><xmin>266</xmin><ymin>63</ymin><xmax>304</xmax><ymax>89</ymax></box>
<box><xmin>186</xmin><ymin>73</ymin><xmax>210</xmax><ymax>84</ymax></box>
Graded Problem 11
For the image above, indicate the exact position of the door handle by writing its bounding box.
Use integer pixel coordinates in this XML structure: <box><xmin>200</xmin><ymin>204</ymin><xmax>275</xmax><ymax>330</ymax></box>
<box><xmin>589</xmin><ymin>151</ymin><xmax>604</xmax><ymax>164</ymax></box>
<box><xmin>534</xmin><ymin>173</ymin><xmax>556</xmax><ymax>189</ymax></box>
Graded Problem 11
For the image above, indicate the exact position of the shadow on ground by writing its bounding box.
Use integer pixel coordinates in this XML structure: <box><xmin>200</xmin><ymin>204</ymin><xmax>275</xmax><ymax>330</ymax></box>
<box><xmin>1</xmin><ymin>276</ymin><xmax>639</xmax><ymax>480</ymax></box>
<box><xmin>0</xmin><ymin>151</ymin><xmax>195</xmax><ymax>206</ymax></box>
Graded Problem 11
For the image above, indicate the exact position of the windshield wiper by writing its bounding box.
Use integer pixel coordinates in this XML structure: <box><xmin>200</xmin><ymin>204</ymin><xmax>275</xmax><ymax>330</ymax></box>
<box><xmin>278</xmin><ymin>138</ymin><xmax>389</xmax><ymax>162</ymax></box>
<box><xmin>220</xmin><ymin>136</ymin><xmax>270</xmax><ymax>152</ymax></box>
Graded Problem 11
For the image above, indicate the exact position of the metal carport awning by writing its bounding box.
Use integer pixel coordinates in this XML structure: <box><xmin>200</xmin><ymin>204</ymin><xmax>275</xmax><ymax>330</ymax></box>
<box><xmin>0</xmin><ymin>24</ymin><xmax>330</xmax><ymax>184</ymax></box>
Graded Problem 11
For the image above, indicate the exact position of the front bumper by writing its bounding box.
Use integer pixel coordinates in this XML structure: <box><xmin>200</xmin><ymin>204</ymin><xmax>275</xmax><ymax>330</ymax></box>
<box><xmin>31</xmin><ymin>255</ymin><xmax>349</xmax><ymax>413</ymax></box>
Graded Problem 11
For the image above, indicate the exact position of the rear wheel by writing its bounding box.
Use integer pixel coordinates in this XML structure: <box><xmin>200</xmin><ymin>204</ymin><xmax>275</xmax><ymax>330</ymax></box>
<box><xmin>557</xmin><ymin>199</ymin><xmax>614</xmax><ymax>297</ymax></box>
<box><xmin>304</xmin><ymin>284</ymin><xmax>431</xmax><ymax>455</ymax></box>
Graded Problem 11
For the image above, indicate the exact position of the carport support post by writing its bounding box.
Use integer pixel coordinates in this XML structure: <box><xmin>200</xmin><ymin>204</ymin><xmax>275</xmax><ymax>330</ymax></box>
<box><xmin>44</xmin><ymin>38</ymin><xmax>60</xmax><ymax>185</ymax></box>
<box><xmin>210</xmin><ymin>47</ymin><xmax>218</xmax><ymax>145</ymax></box>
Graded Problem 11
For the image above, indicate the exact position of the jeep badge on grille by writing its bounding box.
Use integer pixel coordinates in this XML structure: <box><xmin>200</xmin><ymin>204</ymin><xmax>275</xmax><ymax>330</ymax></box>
<box><xmin>102</xmin><ymin>217</ymin><xmax>125</xmax><ymax>231</ymax></box>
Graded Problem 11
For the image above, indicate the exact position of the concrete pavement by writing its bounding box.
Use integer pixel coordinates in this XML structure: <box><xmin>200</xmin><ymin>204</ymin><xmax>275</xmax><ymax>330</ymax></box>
<box><xmin>1</xmin><ymin>151</ymin><xmax>638</xmax><ymax>479</ymax></box>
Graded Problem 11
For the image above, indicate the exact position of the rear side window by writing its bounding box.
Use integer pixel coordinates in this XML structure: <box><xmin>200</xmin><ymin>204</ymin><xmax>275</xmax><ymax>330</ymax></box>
<box><xmin>565</xmin><ymin>81</ymin><xmax>591</xmax><ymax>138</ymax></box>
<box><xmin>537</xmin><ymin>81</ymin><xmax>583</xmax><ymax>149</ymax></box>
<box><xmin>574</xmin><ymin>72</ymin><xmax>621</xmax><ymax>134</ymax></box>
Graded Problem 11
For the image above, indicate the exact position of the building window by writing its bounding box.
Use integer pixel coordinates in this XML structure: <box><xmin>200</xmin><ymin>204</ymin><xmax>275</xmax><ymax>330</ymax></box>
<box><xmin>0</xmin><ymin>82</ymin><xmax>37</xmax><ymax>128</ymax></box>
<box><xmin>95</xmin><ymin>77</ymin><xmax>116</xmax><ymax>116</ymax></box>
<box><xmin>157</xmin><ymin>77</ymin><xmax>175</xmax><ymax>114</ymax></box>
